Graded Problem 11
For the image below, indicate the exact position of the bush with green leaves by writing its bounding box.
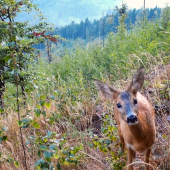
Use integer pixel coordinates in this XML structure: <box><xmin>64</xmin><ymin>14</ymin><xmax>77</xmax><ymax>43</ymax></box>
<box><xmin>33</xmin><ymin>132</ymin><xmax>83</xmax><ymax>170</ymax></box>
<box><xmin>0</xmin><ymin>0</ymin><xmax>54</xmax><ymax>109</ymax></box>
<box><xmin>0</xmin><ymin>1</ymin><xmax>72</xmax><ymax>169</ymax></box>
<box><xmin>161</xmin><ymin>5</ymin><xmax>170</xmax><ymax>30</ymax></box>
<box><xmin>51</xmin><ymin>18</ymin><xmax>170</xmax><ymax>88</ymax></box>
<box><xmin>30</xmin><ymin>98</ymin><xmax>83</xmax><ymax>170</ymax></box>
<box><xmin>90</xmin><ymin>114</ymin><xmax>126</xmax><ymax>170</ymax></box>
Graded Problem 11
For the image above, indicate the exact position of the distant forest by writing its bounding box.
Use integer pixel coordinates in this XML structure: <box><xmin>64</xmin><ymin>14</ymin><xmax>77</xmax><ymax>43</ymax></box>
<box><xmin>57</xmin><ymin>6</ymin><xmax>162</xmax><ymax>41</ymax></box>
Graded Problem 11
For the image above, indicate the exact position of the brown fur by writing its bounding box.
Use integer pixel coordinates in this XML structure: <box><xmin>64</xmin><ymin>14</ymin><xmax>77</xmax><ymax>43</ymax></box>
<box><xmin>94</xmin><ymin>67</ymin><xmax>156</xmax><ymax>170</ymax></box>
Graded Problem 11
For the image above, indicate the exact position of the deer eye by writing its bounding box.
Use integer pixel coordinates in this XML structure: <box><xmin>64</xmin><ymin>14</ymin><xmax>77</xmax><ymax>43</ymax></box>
<box><xmin>134</xmin><ymin>99</ymin><xmax>137</xmax><ymax>105</ymax></box>
<box><xmin>117</xmin><ymin>103</ymin><xmax>122</xmax><ymax>108</ymax></box>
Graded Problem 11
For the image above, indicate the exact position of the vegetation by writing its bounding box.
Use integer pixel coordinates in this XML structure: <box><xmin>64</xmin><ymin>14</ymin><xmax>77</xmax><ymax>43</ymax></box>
<box><xmin>0</xmin><ymin>1</ymin><xmax>170</xmax><ymax>170</ymax></box>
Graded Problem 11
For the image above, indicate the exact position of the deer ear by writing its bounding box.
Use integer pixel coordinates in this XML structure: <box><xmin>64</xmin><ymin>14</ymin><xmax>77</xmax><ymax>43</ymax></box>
<box><xmin>94</xmin><ymin>79</ymin><xmax>118</xmax><ymax>99</ymax></box>
<box><xmin>127</xmin><ymin>67</ymin><xmax>145</xmax><ymax>94</ymax></box>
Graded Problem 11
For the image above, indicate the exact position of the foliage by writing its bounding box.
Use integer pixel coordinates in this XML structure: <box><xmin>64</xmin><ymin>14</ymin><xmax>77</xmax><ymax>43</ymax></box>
<box><xmin>51</xmin><ymin>19</ymin><xmax>170</xmax><ymax>87</ymax></box>
<box><xmin>0</xmin><ymin>0</ymin><xmax>52</xmax><ymax>109</ymax></box>
<box><xmin>114</xmin><ymin>3</ymin><xmax>128</xmax><ymax>16</ymax></box>
<box><xmin>161</xmin><ymin>5</ymin><xmax>170</xmax><ymax>29</ymax></box>
<box><xmin>0</xmin><ymin>0</ymin><xmax>82</xmax><ymax>169</ymax></box>
<box><xmin>117</xmin><ymin>13</ymin><xmax>127</xmax><ymax>39</ymax></box>
<box><xmin>33</xmin><ymin>132</ymin><xmax>83</xmax><ymax>170</ymax></box>
<box><xmin>90</xmin><ymin>115</ymin><xmax>126</xmax><ymax>170</ymax></box>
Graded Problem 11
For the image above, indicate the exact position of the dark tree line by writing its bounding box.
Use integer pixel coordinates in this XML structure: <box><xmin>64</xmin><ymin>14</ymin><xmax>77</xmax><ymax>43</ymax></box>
<box><xmin>57</xmin><ymin>6</ymin><xmax>162</xmax><ymax>41</ymax></box>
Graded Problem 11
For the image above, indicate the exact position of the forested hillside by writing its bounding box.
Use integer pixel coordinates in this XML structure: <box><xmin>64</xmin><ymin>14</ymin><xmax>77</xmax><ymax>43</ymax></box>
<box><xmin>0</xmin><ymin>1</ymin><xmax>170</xmax><ymax>170</ymax></box>
<box><xmin>58</xmin><ymin>6</ymin><xmax>161</xmax><ymax>40</ymax></box>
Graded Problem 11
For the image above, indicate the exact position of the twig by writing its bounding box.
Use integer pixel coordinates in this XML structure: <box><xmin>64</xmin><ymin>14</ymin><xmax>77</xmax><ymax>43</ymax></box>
<box><xmin>10</xmin><ymin>12</ymin><xmax>28</xmax><ymax>167</ymax></box>
<box><xmin>126</xmin><ymin>161</ymin><xmax>156</xmax><ymax>170</ymax></box>
<box><xmin>7</xmin><ymin>132</ymin><xmax>21</xmax><ymax>137</ymax></box>
<box><xmin>0</xmin><ymin>15</ymin><xmax>4</xmax><ymax>21</ymax></box>
<box><xmin>14</xmin><ymin>60</ymin><xmax>28</xmax><ymax>170</ymax></box>
<box><xmin>79</xmin><ymin>150</ymin><xmax>107</xmax><ymax>168</ymax></box>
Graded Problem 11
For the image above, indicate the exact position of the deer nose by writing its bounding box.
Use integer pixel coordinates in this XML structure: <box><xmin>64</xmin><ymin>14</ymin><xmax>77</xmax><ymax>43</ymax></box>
<box><xmin>127</xmin><ymin>115</ymin><xmax>137</xmax><ymax>124</ymax></box>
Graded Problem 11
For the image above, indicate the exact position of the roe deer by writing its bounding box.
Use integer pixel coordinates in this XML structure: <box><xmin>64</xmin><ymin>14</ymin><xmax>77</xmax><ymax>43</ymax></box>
<box><xmin>94</xmin><ymin>67</ymin><xmax>156</xmax><ymax>170</ymax></box>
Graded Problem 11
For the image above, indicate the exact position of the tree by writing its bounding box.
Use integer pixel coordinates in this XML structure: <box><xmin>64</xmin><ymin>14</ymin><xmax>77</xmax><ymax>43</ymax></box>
<box><xmin>33</xmin><ymin>31</ymin><xmax>60</xmax><ymax>62</ymax></box>
<box><xmin>114</xmin><ymin>3</ymin><xmax>128</xmax><ymax>39</ymax></box>
<box><xmin>143</xmin><ymin>0</ymin><xmax>145</xmax><ymax>20</ymax></box>
<box><xmin>0</xmin><ymin>0</ymin><xmax>52</xmax><ymax>168</ymax></box>
<box><xmin>114</xmin><ymin>3</ymin><xmax>128</xmax><ymax>16</ymax></box>
<box><xmin>102</xmin><ymin>12</ymin><xmax>105</xmax><ymax>47</ymax></box>
<box><xmin>0</xmin><ymin>0</ymin><xmax>49</xmax><ymax>107</ymax></box>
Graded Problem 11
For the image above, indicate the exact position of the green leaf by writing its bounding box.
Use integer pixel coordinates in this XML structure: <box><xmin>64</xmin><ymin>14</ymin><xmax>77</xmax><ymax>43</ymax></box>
<box><xmin>54</xmin><ymin>153</ymin><xmax>59</xmax><ymax>159</ymax></box>
<box><xmin>11</xmin><ymin>70</ymin><xmax>15</xmax><ymax>75</ymax></box>
<box><xmin>37</xmin><ymin>150</ymin><xmax>41</xmax><ymax>157</ymax></box>
<box><xmin>0</xmin><ymin>108</ymin><xmax>4</xmax><ymax>113</ymax></box>
<box><xmin>42</xmin><ymin>111</ymin><xmax>46</xmax><ymax>117</ymax></box>
<box><xmin>0</xmin><ymin>152</ymin><xmax>1</xmax><ymax>158</ymax></box>
<box><xmin>22</xmin><ymin>119</ymin><xmax>30</xmax><ymax>124</ymax></box>
<box><xmin>40</xmin><ymin>100</ymin><xmax>45</xmax><ymax>106</ymax></box>
<box><xmin>14</xmin><ymin>161</ymin><xmax>19</xmax><ymax>168</ymax></box>
<box><xmin>22</xmin><ymin>124</ymin><xmax>29</xmax><ymax>128</ymax></box>
<box><xmin>10</xmin><ymin>35</ymin><xmax>16</xmax><ymax>42</ymax></box>
<box><xmin>47</xmin><ymin>131</ymin><xmax>52</xmax><ymax>138</ymax></box>
<box><xmin>35</xmin><ymin>159</ymin><xmax>45</xmax><ymax>167</ymax></box>
<box><xmin>54</xmin><ymin>92</ymin><xmax>58</xmax><ymax>96</ymax></box>
<box><xmin>33</xmin><ymin>122</ymin><xmax>40</xmax><ymax>129</ymax></box>
<box><xmin>89</xmin><ymin>143</ymin><xmax>93</xmax><ymax>148</ymax></box>
<box><xmin>4</xmin><ymin>55</ymin><xmax>13</xmax><ymax>62</ymax></box>
<box><xmin>108</xmin><ymin>126</ymin><xmax>114</xmax><ymax>132</ymax></box>
<box><xmin>50</xmin><ymin>95</ymin><xmax>55</xmax><ymax>100</ymax></box>
<box><xmin>56</xmin><ymin>162</ymin><xmax>61</xmax><ymax>170</ymax></box>
<box><xmin>2</xmin><ymin>136</ymin><xmax>7</xmax><ymax>141</ymax></box>
<box><xmin>43</xmin><ymin>138</ymin><xmax>48</xmax><ymax>143</ymax></box>
<box><xmin>49</xmin><ymin>144</ymin><xmax>56</xmax><ymax>151</ymax></box>
<box><xmin>2</xmin><ymin>127</ymin><xmax>8</xmax><ymax>131</ymax></box>
<box><xmin>20</xmin><ymin>71</ymin><xmax>26</xmax><ymax>76</ymax></box>
<box><xmin>50</xmin><ymin>166</ymin><xmax>54</xmax><ymax>170</ymax></box>
<box><xmin>106</xmin><ymin>140</ymin><xmax>111</xmax><ymax>145</ymax></box>
<box><xmin>18</xmin><ymin>121</ymin><xmax>23</xmax><ymax>127</ymax></box>
<box><xmin>106</xmin><ymin>115</ymin><xmax>109</xmax><ymax>119</ymax></box>
<box><xmin>34</xmin><ymin>108</ymin><xmax>41</xmax><ymax>117</ymax></box>
<box><xmin>36</xmin><ymin>94</ymin><xmax>41</xmax><ymax>98</ymax></box>
<box><xmin>40</xmin><ymin>145</ymin><xmax>47</xmax><ymax>151</ymax></box>
<box><xmin>43</xmin><ymin>151</ymin><xmax>53</xmax><ymax>162</ymax></box>
<box><xmin>40</xmin><ymin>95</ymin><xmax>46</xmax><ymax>100</ymax></box>
<box><xmin>7</xmin><ymin>158</ymin><xmax>14</xmax><ymax>163</ymax></box>
<box><xmin>89</xmin><ymin>131</ymin><xmax>93</xmax><ymax>137</ymax></box>
<box><xmin>36</xmin><ymin>104</ymin><xmax>41</xmax><ymax>109</ymax></box>
<box><xmin>46</xmin><ymin>103</ymin><xmax>51</xmax><ymax>109</ymax></box>
<box><xmin>26</xmin><ymin>140</ymin><xmax>30</xmax><ymax>145</ymax></box>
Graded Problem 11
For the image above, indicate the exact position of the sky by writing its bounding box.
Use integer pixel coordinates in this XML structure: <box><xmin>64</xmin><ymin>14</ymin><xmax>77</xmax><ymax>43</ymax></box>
<box><xmin>124</xmin><ymin>0</ymin><xmax>169</xmax><ymax>9</ymax></box>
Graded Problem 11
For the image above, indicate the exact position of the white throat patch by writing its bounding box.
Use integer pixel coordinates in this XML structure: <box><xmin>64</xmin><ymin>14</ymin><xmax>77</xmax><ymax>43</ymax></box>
<box><xmin>126</xmin><ymin>143</ymin><xmax>135</xmax><ymax>151</ymax></box>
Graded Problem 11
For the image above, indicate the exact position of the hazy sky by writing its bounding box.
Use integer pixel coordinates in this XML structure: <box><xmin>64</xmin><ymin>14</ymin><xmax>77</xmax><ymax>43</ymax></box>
<box><xmin>124</xmin><ymin>0</ymin><xmax>169</xmax><ymax>9</ymax></box>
